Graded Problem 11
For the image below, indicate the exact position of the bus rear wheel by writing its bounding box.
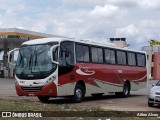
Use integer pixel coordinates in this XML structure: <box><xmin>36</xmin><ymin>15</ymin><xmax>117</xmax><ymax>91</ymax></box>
<box><xmin>115</xmin><ymin>82</ymin><xmax>130</xmax><ymax>98</ymax></box>
<box><xmin>72</xmin><ymin>84</ymin><xmax>84</xmax><ymax>103</ymax></box>
<box><xmin>38</xmin><ymin>96</ymin><xmax>50</xmax><ymax>103</ymax></box>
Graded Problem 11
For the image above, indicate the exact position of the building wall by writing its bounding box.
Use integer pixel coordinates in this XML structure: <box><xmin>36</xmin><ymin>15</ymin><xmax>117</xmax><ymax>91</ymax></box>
<box><xmin>110</xmin><ymin>38</ymin><xmax>127</xmax><ymax>48</ymax></box>
<box><xmin>153</xmin><ymin>52</ymin><xmax>160</xmax><ymax>80</ymax></box>
<box><xmin>142</xmin><ymin>46</ymin><xmax>160</xmax><ymax>80</ymax></box>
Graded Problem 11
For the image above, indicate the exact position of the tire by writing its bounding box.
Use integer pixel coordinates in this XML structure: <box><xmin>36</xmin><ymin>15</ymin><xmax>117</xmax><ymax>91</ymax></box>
<box><xmin>115</xmin><ymin>82</ymin><xmax>130</xmax><ymax>98</ymax></box>
<box><xmin>148</xmin><ymin>101</ymin><xmax>154</xmax><ymax>107</ymax></box>
<box><xmin>38</xmin><ymin>96</ymin><xmax>50</xmax><ymax>103</ymax></box>
<box><xmin>91</xmin><ymin>93</ymin><xmax>104</xmax><ymax>98</ymax></box>
<box><xmin>72</xmin><ymin>84</ymin><xmax>84</xmax><ymax>103</ymax></box>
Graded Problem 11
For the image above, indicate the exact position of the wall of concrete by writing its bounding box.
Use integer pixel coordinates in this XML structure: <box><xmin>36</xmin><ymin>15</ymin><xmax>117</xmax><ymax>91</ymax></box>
<box><xmin>153</xmin><ymin>52</ymin><xmax>160</xmax><ymax>80</ymax></box>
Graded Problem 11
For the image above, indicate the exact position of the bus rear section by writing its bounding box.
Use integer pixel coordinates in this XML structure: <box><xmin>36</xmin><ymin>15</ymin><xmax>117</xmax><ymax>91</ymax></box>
<box><xmin>8</xmin><ymin>38</ymin><xmax>147</xmax><ymax>103</ymax></box>
<box><xmin>57</xmin><ymin>43</ymin><xmax>147</xmax><ymax>102</ymax></box>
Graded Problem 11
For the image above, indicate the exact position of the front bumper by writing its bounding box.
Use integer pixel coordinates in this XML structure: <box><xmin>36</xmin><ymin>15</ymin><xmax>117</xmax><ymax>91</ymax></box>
<box><xmin>148</xmin><ymin>94</ymin><xmax>160</xmax><ymax>104</ymax></box>
<box><xmin>15</xmin><ymin>82</ymin><xmax>57</xmax><ymax>96</ymax></box>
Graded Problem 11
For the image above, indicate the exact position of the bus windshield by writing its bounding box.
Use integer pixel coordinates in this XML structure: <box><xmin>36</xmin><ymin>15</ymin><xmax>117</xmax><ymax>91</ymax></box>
<box><xmin>16</xmin><ymin>43</ymin><xmax>58</xmax><ymax>78</ymax></box>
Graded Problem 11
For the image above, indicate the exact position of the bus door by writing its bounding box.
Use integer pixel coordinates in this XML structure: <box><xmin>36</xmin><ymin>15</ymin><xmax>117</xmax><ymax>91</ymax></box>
<box><xmin>58</xmin><ymin>41</ymin><xmax>75</xmax><ymax>95</ymax></box>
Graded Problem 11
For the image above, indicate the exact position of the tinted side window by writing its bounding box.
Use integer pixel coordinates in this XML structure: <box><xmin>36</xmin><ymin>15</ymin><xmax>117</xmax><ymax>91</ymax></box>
<box><xmin>98</xmin><ymin>48</ymin><xmax>103</xmax><ymax>63</ymax></box>
<box><xmin>105</xmin><ymin>49</ymin><xmax>110</xmax><ymax>63</ymax></box>
<box><xmin>83</xmin><ymin>46</ymin><xmax>90</xmax><ymax>62</ymax></box>
<box><xmin>76</xmin><ymin>45</ymin><xmax>83</xmax><ymax>61</ymax></box>
<box><xmin>91</xmin><ymin>47</ymin><xmax>104</xmax><ymax>63</ymax></box>
<box><xmin>121</xmin><ymin>51</ymin><xmax>126</xmax><ymax>65</ymax></box>
<box><xmin>110</xmin><ymin>50</ymin><xmax>116</xmax><ymax>64</ymax></box>
<box><xmin>59</xmin><ymin>42</ymin><xmax>74</xmax><ymax>66</ymax></box>
<box><xmin>116</xmin><ymin>51</ymin><xmax>126</xmax><ymax>65</ymax></box>
<box><xmin>104</xmin><ymin>49</ymin><xmax>115</xmax><ymax>64</ymax></box>
<box><xmin>137</xmin><ymin>54</ymin><xmax>146</xmax><ymax>67</ymax></box>
<box><xmin>117</xmin><ymin>51</ymin><xmax>123</xmax><ymax>65</ymax></box>
<box><xmin>76</xmin><ymin>44</ymin><xmax>90</xmax><ymax>62</ymax></box>
<box><xmin>127</xmin><ymin>52</ymin><xmax>136</xmax><ymax>66</ymax></box>
<box><xmin>91</xmin><ymin>47</ymin><xmax>98</xmax><ymax>63</ymax></box>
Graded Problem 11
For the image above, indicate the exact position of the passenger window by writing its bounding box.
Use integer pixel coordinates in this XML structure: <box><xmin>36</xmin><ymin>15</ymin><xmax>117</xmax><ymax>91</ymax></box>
<box><xmin>76</xmin><ymin>45</ymin><xmax>83</xmax><ymax>62</ymax></box>
<box><xmin>104</xmin><ymin>49</ymin><xmax>115</xmax><ymax>64</ymax></box>
<box><xmin>117</xmin><ymin>51</ymin><xmax>123</xmax><ymax>65</ymax></box>
<box><xmin>121</xmin><ymin>51</ymin><xmax>126</xmax><ymax>65</ymax></box>
<box><xmin>83</xmin><ymin>46</ymin><xmax>90</xmax><ymax>62</ymax></box>
<box><xmin>116</xmin><ymin>51</ymin><xmax>126</xmax><ymax>65</ymax></box>
<box><xmin>128</xmin><ymin>52</ymin><xmax>136</xmax><ymax>66</ymax></box>
<box><xmin>98</xmin><ymin>48</ymin><xmax>103</xmax><ymax>63</ymax></box>
<box><xmin>137</xmin><ymin>54</ymin><xmax>145</xmax><ymax>67</ymax></box>
<box><xmin>91</xmin><ymin>47</ymin><xmax>103</xmax><ymax>63</ymax></box>
<box><xmin>91</xmin><ymin>47</ymin><xmax>98</xmax><ymax>63</ymax></box>
<box><xmin>76</xmin><ymin>44</ymin><xmax>90</xmax><ymax>62</ymax></box>
<box><xmin>59</xmin><ymin>42</ymin><xmax>74</xmax><ymax>66</ymax></box>
<box><xmin>110</xmin><ymin>50</ymin><xmax>116</xmax><ymax>64</ymax></box>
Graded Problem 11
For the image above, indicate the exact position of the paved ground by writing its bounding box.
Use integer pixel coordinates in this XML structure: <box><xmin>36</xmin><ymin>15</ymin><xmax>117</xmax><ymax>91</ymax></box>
<box><xmin>0</xmin><ymin>78</ymin><xmax>160</xmax><ymax>111</ymax></box>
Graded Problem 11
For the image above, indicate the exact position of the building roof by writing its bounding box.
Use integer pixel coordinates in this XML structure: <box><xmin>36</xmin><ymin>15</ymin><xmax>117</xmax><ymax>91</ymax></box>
<box><xmin>0</xmin><ymin>28</ymin><xmax>65</xmax><ymax>39</ymax></box>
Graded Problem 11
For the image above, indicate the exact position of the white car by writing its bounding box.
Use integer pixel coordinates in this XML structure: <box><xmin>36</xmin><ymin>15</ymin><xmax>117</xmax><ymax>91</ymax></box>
<box><xmin>148</xmin><ymin>80</ymin><xmax>160</xmax><ymax>107</ymax></box>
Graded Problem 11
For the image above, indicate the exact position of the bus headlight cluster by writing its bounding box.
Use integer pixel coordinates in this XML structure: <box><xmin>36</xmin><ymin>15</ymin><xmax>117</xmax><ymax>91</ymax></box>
<box><xmin>45</xmin><ymin>75</ymin><xmax>56</xmax><ymax>85</ymax></box>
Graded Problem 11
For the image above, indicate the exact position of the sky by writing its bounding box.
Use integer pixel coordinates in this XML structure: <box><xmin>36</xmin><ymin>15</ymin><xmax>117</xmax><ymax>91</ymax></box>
<box><xmin>0</xmin><ymin>0</ymin><xmax>160</xmax><ymax>49</ymax></box>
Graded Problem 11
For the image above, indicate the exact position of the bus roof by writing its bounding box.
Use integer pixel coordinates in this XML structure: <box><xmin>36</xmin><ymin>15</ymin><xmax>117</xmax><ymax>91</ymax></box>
<box><xmin>22</xmin><ymin>37</ymin><xmax>146</xmax><ymax>54</ymax></box>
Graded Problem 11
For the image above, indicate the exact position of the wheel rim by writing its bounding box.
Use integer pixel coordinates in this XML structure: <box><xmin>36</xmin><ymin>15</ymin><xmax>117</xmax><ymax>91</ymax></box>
<box><xmin>75</xmin><ymin>88</ymin><xmax>82</xmax><ymax>100</ymax></box>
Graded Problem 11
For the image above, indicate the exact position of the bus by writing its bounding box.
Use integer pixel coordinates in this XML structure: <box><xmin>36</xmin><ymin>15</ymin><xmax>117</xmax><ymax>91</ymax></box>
<box><xmin>8</xmin><ymin>37</ymin><xmax>148</xmax><ymax>103</ymax></box>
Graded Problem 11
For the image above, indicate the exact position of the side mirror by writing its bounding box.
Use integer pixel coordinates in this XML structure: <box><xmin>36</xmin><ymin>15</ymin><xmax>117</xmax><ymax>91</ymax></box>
<box><xmin>152</xmin><ymin>84</ymin><xmax>155</xmax><ymax>87</ymax></box>
<box><xmin>50</xmin><ymin>45</ymin><xmax>59</xmax><ymax>64</ymax></box>
<box><xmin>8</xmin><ymin>48</ymin><xmax>19</xmax><ymax>66</ymax></box>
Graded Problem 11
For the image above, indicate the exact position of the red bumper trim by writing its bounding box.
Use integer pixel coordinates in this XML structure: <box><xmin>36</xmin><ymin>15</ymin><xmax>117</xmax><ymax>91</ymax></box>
<box><xmin>16</xmin><ymin>82</ymin><xmax>57</xmax><ymax>96</ymax></box>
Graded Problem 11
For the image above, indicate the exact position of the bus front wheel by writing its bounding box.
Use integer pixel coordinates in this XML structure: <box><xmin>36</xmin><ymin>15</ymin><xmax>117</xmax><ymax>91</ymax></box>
<box><xmin>38</xmin><ymin>96</ymin><xmax>50</xmax><ymax>103</ymax></box>
<box><xmin>72</xmin><ymin>84</ymin><xmax>84</xmax><ymax>103</ymax></box>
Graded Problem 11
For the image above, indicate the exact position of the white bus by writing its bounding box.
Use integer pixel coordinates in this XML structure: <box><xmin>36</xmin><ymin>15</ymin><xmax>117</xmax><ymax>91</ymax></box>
<box><xmin>8</xmin><ymin>37</ymin><xmax>148</xmax><ymax>103</ymax></box>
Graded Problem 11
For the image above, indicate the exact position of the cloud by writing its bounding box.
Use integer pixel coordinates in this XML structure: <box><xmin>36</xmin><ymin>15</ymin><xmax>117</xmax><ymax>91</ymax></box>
<box><xmin>108</xmin><ymin>0</ymin><xmax>160</xmax><ymax>10</ymax></box>
<box><xmin>138</xmin><ymin>0</ymin><xmax>160</xmax><ymax>10</ymax></box>
<box><xmin>91</xmin><ymin>4</ymin><xmax>120</xmax><ymax>17</ymax></box>
<box><xmin>116</xmin><ymin>24</ymin><xmax>139</xmax><ymax>38</ymax></box>
<box><xmin>0</xmin><ymin>0</ymin><xmax>160</xmax><ymax>50</ymax></box>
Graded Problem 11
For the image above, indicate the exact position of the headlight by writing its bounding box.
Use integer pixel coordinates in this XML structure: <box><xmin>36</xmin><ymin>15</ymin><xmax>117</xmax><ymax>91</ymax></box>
<box><xmin>45</xmin><ymin>75</ymin><xmax>56</xmax><ymax>85</ymax></box>
<box><xmin>149</xmin><ymin>90</ymin><xmax>155</xmax><ymax>95</ymax></box>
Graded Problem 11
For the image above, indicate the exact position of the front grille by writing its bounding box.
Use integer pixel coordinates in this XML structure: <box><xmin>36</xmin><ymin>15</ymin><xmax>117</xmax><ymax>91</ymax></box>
<box><xmin>148</xmin><ymin>98</ymin><xmax>154</xmax><ymax>101</ymax></box>
<box><xmin>21</xmin><ymin>86</ymin><xmax>42</xmax><ymax>92</ymax></box>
